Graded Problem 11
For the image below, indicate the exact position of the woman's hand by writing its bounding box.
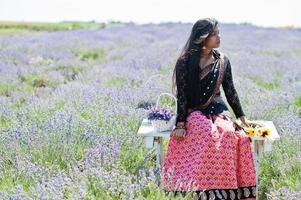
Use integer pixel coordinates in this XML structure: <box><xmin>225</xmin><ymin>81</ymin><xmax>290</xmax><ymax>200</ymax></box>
<box><xmin>172</xmin><ymin>128</ymin><xmax>186</xmax><ymax>140</ymax></box>
<box><xmin>239</xmin><ymin>116</ymin><xmax>252</xmax><ymax>127</ymax></box>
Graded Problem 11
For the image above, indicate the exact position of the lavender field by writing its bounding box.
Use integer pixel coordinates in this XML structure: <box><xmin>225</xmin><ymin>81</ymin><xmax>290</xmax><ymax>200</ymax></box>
<box><xmin>0</xmin><ymin>22</ymin><xmax>301</xmax><ymax>199</ymax></box>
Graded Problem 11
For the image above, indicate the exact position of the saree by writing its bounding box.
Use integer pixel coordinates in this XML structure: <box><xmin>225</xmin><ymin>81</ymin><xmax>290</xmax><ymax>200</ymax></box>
<box><xmin>161</xmin><ymin>51</ymin><xmax>257</xmax><ymax>199</ymax></box>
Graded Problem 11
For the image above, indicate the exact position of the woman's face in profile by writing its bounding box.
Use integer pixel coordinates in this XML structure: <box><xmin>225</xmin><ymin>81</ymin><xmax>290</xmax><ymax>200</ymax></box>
<box><xmin>204</xmin><ymin>26</ymin><xmax>221</xmax><ymax>49</ymax></box>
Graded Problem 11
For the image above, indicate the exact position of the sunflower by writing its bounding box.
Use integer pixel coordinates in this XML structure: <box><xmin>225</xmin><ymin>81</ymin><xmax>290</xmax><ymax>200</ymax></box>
<box><xmin>246</xmin><ymin>127</ymin><xmax>256</xmax><ymax>137</ymax></box>
<box><xmin>259</xmin><ymin>128</ymin><xmax>271</xmax><ymax>138</ymax></box>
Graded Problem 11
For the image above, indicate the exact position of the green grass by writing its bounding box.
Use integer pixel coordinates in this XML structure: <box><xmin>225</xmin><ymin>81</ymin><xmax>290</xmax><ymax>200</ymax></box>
<box><xmin>20</xmin><ymin>73</ymin><xmax>58</xmax><ymax>88</ymax></box>
<box><xmin>0</xmin><ymin>20</ymin><xmax>126</xmax><ymax>36</ymax></box>
<box><xmin>103</xmin><ymin>76</ymin><xmax>144</xmax><ymax>88</ymax></box>
<box><xmin>246</xmin><ymin>74</ymin><xmax>280</xmax><ymax>90</ymax></box>
<box><xmin>10</xmin><ymin>97</ymin><xmax>27</xmax><ymax>110</ymax></box>
<box><xmin>52</xmin><ymin>64</ymin><xmax>84</xmax><ymax>81</ymax></box>
<box><xmin>74</xmin><ymin>48</ymin><xmax>108</xmax><ymax>68</ymax></box>
<box><xmin>80</xmin><ymin>111</ymin><xmax>91</xmax><ymax>120</ymax></box>
<box><xmin>85</xmin><ymin>176</ymin><xmax>118</xmax><ymax>200</ymax></box>
<box><xmin>129</xmin><ymin>79</ymin><xmax>144</xmax><ymax>88</ymax></box>
<box><xmin>119</xmin><ymin>143</ymin><xmax>149</xmax><ymax>175</ymax></box>
<box><xmin>0</xmin><ymin>82</ymin><xmax>18</xmax><ymax>96</ymax></box>
<box><xmin>0</xmin><ymin>73</ymin><xmax>60</xmax><ymax>96</ymax></box>
<box><xmin>30</xmin><ymin>134</ymin><xmax>87</xmax><ymax>171</ymax></box>
<box><xmin>27</xmin><ymin>108</ymin><xmax>91</xmax><ymax>170</ymax></box>
<box><xmin>138</xmin><ymin>180</ymin><xmax>200</xmax><ymax>200</ymax></box>
<box><xmin>104</xmin><ymin>76</ymin><xmax>128</xmax><ymax>88</ymax></box>
<box><xmin>294</xmin><ymin>95</ymin><xmax>301</xmax><ymax>107</ymax></box>
<box><xmin>259</xmin><ymin>103</ymin><xmax>290</xmax><ymax>120</ymax></box>
<box><xmin>55</xmin><ymin>101</ymin><xmax>66</xmax><ymax>110</ymax></box>
<box><xmin>0</xmin><ymin>28</ymin><xmax>32</xmax><ymax>35</ymax></box>
<box><xmin>0</xmin><ymin>21</ymin><xmax>106</xmax><ymax>35</ymax></box>
<box><xmin>77</xmin><ymin>49</ymin><xmax>106</xmax><ymax>61</ymax></box>
<box><xmin>30</xmin><ymin>138</ymin><xmax>71</xmax><ymax>171</ymax></box>
<box><xmin>0</xmin><ymin>118</ymin><xmax>9</xmax><ymax>128</ymax></box>
<box><xmin>159</xmin><ymin>65</ymin><xmax>172</xmax><ymax>74</ymax></box>
<box><xmin>0</xmin><ymin>116</ymin><xmax>15</xmax><ymax>131</ymax></box>
<box><xmin>0</xmin><ymin>164</ymin><xmax>36</xmax><ymax>194</ymax></box>
<box><xmin>155</xmin><ymin>95</ymin><xmax>176</xmax><ymax>109</ymax></box>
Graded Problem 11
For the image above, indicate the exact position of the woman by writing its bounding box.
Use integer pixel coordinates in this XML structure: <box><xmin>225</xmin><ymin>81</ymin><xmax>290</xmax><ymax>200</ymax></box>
<box><xmin>161</xmin><ymin>18</ymin><xmax>257</xmax><ymax>200</ymax></box>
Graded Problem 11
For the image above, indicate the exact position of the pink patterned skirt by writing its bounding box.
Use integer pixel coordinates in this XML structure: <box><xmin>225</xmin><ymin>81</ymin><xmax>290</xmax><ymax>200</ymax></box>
<box><xmin>161</xmin><ymin>110</ymin><xmax>257</xmax><ymax>200</ymax></box>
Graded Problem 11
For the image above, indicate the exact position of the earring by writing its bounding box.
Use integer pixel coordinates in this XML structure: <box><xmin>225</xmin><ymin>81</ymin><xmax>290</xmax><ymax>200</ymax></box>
<box><xmin>202</xmin><ymin>46</ymin><xmax>207</xmax><ymax>49</ymax></box>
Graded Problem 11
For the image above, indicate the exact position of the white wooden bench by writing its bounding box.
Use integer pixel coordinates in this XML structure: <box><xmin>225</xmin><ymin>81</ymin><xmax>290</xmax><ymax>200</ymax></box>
<box><xmin>137</xmin><ymin>118</ymin><xmax>280</xmax><ymax>200</ymax></box>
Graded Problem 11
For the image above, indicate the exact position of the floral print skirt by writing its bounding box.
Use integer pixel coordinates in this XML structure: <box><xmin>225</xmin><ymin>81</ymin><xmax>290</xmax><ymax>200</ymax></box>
<box><xmin>161</xmin><ymin>110</ymin><xmax>257</xmax><ymax>200</ymax></box>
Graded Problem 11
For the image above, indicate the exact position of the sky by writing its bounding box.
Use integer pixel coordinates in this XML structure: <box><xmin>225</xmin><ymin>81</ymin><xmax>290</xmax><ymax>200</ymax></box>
<box><xmin>0</xmin><ymin>0</ymin><xmax>300</xmax><ymax>28</ymax></box>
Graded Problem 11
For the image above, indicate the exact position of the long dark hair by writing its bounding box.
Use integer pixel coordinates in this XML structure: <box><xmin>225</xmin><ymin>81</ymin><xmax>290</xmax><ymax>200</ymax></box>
<box><xmin>172</xmin><ymin>18</ymin><xmax>219</xmax><ymax>107</ymax></box>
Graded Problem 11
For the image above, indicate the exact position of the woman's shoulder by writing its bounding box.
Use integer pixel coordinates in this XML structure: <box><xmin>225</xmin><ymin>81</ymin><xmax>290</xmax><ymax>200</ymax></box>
<box><xmin>224</xmin><ymin>54</ymin><xmax>230</xmax><ymax>63</ymax></box>
<box><xmin>217</xmin><ymin>50</ymin><xmax>230</xmax><ymax>66</ymax></box>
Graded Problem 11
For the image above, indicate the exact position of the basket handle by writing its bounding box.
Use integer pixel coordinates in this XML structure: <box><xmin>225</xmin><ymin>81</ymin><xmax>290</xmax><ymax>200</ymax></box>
<box><xmin>143</xmin><ymin>74</ymin><xmax>166</xmax><ymax>88</ymax></box>
<box><xmin>155</xmin><ymin>92</ymin><xmax>177</xmax><ymax>114</ymax></box>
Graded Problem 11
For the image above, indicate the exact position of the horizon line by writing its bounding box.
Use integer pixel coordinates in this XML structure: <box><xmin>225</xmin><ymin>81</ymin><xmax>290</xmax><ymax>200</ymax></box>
<box><xmin>0</xmin><ymin>19</ymin><xmax>300</xmax><ymax>30</ymax></box>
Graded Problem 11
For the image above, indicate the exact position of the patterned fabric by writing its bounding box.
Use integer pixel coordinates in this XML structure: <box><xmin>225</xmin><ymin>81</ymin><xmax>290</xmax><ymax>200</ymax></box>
<box><xmin>162</xmin><ymin>111</ymin><xmax>257</xmax><ymax>199</ymax></box>
<box><xmin>164</xmin><ymin>186</ymin><xmax>256</xmax><ymax>200</ymax></box>
<box><xmin>175</xmin><ymin>50</ymin><xmax>245</xmax><ymax>124</ymax></box>
<box><xmin>197</xmin><ymin>51</ymin><xmax>225</xmax><ymax>108</ymax></box>
<box><xmin>199</xmin><ymin>63</ymin><xmax>215</xmax><ymax>79</ymax></box>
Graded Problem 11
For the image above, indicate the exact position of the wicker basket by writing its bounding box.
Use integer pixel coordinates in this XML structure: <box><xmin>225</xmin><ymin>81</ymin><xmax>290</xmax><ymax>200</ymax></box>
<box><xmin>151</xmin><ymin>92</ymin><xmax>177</xmax><ymax>132</ymax></box>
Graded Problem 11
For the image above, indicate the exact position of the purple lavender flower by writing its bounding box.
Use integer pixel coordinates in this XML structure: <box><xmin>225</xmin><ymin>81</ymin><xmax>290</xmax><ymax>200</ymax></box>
<box><xmin>146</xmin><ymin>105</ymin><xmax>175</xmax><ymax>121</ymax></box>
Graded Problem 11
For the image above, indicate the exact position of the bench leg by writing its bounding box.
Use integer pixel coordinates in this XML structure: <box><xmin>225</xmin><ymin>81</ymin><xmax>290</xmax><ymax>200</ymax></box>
<box><xmin>253</xmin><ymin>140</ymin><xmax>264</xmax><ymax>200</ymax></box>
<box><xmin>154</xmin><ymin>137</ymin><xmax>164</xmax><ymax>186</ymax></box>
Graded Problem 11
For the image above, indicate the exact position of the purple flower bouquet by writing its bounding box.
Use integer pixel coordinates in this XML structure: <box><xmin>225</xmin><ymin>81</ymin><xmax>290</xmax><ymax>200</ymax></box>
<box><xmin>146</xmin><ymin>105</ymin><xmax>177</xmax><ymax>132</ymax></box>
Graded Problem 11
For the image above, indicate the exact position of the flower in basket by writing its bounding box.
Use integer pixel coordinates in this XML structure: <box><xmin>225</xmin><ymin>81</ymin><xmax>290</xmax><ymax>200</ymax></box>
<box><xmin>244</xmin><ymin>122</ymin><xmax>271</xmax><ymax>139</ymax></box>
<box><xmin>146</xmin><ymin>105</ymin><xmax>176</xmax><ymax>131</ymax></box>
<box><xmin>146</xmin><ymin>105</ymin><xmax>175</xmax><ymax>121</ymax></box>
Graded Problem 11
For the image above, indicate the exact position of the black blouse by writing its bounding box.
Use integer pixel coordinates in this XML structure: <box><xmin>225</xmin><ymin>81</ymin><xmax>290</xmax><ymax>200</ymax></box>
<box><xmin>175</xmin><ymin>53</ymin><xmax>245</xmax><ymax>124</ymax></box>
